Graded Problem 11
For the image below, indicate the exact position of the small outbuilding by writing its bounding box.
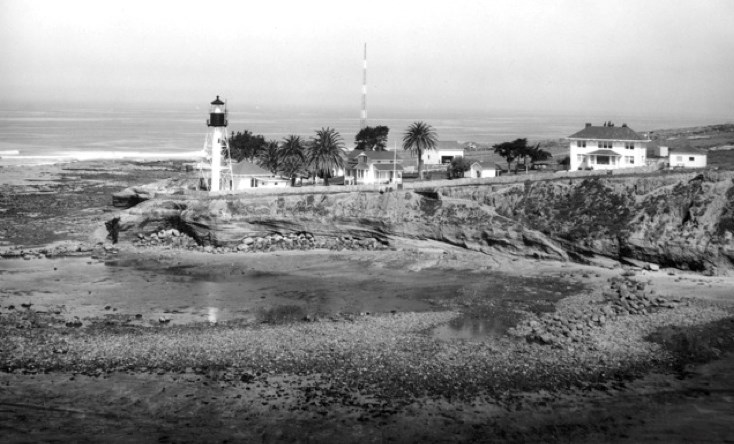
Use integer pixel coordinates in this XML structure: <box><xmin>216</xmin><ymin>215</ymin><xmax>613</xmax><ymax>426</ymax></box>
<box><xmin>231</xmin><ymin>161</ymin><xmax>287</xmax><ymax>190</ymax></box>
<box><xmin>669</xmin><ymin>147</ymin><xmax>707</xmax><ymax>169</ymax></box>
<box><xmin>423</xmin><ymin>141</ymin><xmax>465</xmax><ymax>165</ymax></box>
<box><xmin>465</xmin><ymin>161</ymin><xmax>498</xmax><ymax>178</ymax></box>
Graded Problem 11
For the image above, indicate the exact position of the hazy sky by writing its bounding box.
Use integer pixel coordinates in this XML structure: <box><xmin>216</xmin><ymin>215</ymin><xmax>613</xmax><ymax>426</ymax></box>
<box><xmin>1</xmin><ymin>0</ymin><xmax>733</xmax><ymax>117</ymax></box>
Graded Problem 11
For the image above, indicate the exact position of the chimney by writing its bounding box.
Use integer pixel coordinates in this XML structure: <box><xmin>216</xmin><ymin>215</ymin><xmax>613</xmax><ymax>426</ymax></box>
<box><xmin>585</xmin><ymin>123</ymin><xmax>592</xmax><ymax>128</ymax></box>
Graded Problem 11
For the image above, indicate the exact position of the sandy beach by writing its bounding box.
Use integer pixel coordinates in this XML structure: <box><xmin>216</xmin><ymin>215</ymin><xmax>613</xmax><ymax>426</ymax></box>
<box><xmin>1</xmin><ymin>160</ymin><xmax>733</xmax><ymax>443</ymax></box>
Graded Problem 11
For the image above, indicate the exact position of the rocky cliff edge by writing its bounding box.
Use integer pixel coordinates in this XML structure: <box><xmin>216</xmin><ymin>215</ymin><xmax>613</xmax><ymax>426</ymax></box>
<box><xmin>106</xmin><ymin>170</ymin><xmax>734</xmax><ymax>274</ymax></box>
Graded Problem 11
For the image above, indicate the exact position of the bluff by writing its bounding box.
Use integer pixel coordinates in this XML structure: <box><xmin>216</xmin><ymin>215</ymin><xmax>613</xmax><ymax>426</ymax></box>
<box><xmin>105</xmin><ymin>170</ymin><xmax>734</xmax><ymax>274</ymax></box>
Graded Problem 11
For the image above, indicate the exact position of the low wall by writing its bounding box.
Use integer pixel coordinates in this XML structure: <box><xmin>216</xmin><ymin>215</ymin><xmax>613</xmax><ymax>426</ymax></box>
<box><xmin>157</xmin><ymin>164</ymin><xmax>667</xmax><ymax>200</ymax></box>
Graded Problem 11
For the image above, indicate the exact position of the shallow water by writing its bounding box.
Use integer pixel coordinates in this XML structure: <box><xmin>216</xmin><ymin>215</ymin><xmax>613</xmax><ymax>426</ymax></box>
<box><xmin>0</xmin><ymin>254</ymin><xmax>582</xmax><ymax>339</ymax></box>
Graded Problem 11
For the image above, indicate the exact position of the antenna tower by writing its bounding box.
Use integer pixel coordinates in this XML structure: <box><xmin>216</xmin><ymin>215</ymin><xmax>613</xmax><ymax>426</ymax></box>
<box><xmin>361</xmin><ymin>43</ymin><xmax>367</xmax><ymax>129</ymax></box>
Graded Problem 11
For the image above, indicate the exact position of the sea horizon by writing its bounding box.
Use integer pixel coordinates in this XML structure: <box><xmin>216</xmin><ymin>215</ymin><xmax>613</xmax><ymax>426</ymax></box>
<box><xmin>1</xmin><ymin>101</ymin><xmax>732</xmax><ymax>166</ymax></box>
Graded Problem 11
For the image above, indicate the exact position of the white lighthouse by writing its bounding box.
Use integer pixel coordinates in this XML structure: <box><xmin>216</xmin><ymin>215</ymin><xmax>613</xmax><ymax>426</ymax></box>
<box><xmin>203</xmin><ymin>95</ymin><xmax>233</xmax><ymax>192</ymax></box>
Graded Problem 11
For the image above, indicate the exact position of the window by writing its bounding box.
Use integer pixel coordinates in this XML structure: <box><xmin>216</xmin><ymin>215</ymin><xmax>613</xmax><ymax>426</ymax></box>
<box><xmin>625</xmin><ymin>143</ymin><xmax>635</xmax><ymax>150</ymax></box>
<box><xmin>596</xmin><ymin>156</ymin><xmax>610</xmax><ymax>165</ymax></box>
<box><xmin>689</xmin><ymin>157</ymin><xmax>695</xmax><ymax>162</ymax></box>
<box><xmin>577</xmin><ymin>154</ymin><xmax>583</xmax><ymax>163</ymax></box>
<box><xmin>577</xmin><ymin>140</ymin><xmax>586</xmax><ymax>148</ymax></box>
<box><xmin>598</xmin><ymin>141</ymin><xmax>612</xmax><ymax>149</ymax></box>
<box><xmin>676</xmin><ymin>156</ymin><xmax>682</xmax><ymax>161</ymax></box>
<box><xmin>625</xmin><ymin>156</ymin><xmax>634</xmax><ymax>164</ymax></box>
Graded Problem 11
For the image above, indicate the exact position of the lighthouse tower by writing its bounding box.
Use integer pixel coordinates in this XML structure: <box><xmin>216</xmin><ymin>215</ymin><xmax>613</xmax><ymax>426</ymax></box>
<box><xmin>204</xmin><ymin>95</ymin><xmax>233</xmax><ymax>192</ymax></box>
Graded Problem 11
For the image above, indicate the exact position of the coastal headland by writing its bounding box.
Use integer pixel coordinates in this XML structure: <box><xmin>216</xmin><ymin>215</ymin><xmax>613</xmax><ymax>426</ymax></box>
<box><xmin>1</xmin><ymin>156</ymin><xmax>733</xmax><ymax>443</ymax></box>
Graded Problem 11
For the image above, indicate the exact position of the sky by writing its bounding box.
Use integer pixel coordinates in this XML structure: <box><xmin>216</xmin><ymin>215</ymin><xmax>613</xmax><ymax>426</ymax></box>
<box><xmin>1</xmin><ymin>0</ymin><xmax>733</xmax><ymax>118</ymax></box>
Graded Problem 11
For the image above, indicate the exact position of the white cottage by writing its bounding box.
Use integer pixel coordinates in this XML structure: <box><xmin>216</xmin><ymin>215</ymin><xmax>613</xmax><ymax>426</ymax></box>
<box><xmin>568</xmin><ymin>123</ymin><xmax>649</xmax><ymax>171</ymax></box>
<box><xmin>465</xmin><ymin>161</ymin><xmax>498</xmax><ymax>178</ymax></box>
<box><xmin>669</xmin><ymin>147</ymin><xmax>707</xmax><ymax>168</ymax></box>
<box><xmin>231</xmin><ymin>161</ymin><xmax>287</xmax><ymax>190</ymax></box>
<box><xmin>345</xmin><ymin>150</ymin><xmax>403</xmax><ymax>185</ymax></box>
<box><xmin>423</xmin><ymin>141</ymin><xmax>465</xmax><ymax>165</ymax></box>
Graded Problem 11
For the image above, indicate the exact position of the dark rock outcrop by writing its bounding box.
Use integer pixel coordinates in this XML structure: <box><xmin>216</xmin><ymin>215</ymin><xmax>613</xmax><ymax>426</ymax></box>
<box><xmin>440</xmin><ymin>170</ymin><xmax>734</xmax><ymax>273</ymax></box>
<box><xmin>106</xmin><ymin>189</ymin><xmax>569</xmax><ymax>261</ymax></box>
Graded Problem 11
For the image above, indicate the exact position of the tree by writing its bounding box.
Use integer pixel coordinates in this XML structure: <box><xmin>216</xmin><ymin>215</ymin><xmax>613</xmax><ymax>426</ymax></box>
<box><xmin>354</xmin><ymin>125</ymin><xmax>389</xmax><ymax>151</ymax></box>
<box><xmin>308</xmin><ymin>127</ymin><xmax>346</xmax><ymax>186</ymax></box>
<box><xmin>493</xmin><ymin>138</ymin><xmax>540</xmax><ymax>173</ymax></box>
<box><xmin>448</xmin><ymin>156</ymin><xmax>472</xmax><ymax>178</ymax></box>
<box><xmin>229</xmin><ymin>130</ymin><xmax>266</xmax><ymax>162</ymax></box>
<box><xmin>526</xmin><ymin>144</ymin><xmax>552</xmax><ymax>171</ymax></box>
<box><xmin>279</xmin><ymin>135</ymin><xmax>306</xmax><ymax>186</ymax></box>
<box><xmin>402</xmin><ymin>121</ymin><xmax>438</xmax><ymax>180</ymax></box>
<box><xmin>257</xmin><ymin>140</ymin><xmax>280</xmax><ymax>174</ymax></box>
<box><xmin>514</xmin><ymin>141</ymin><xmax>553</xmax><ymax>173</ymax></box>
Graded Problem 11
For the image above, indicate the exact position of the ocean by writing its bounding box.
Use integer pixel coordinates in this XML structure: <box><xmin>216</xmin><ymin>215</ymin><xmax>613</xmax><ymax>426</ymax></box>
<box><xmin>0</xmin><ymin>102</ymin><xmax>729</xmax><ymax>166</ymax></box>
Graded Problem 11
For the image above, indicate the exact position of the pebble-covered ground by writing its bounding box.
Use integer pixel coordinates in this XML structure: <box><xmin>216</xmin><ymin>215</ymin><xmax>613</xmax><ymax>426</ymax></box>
<box><xmin>2</xmin><ymin>259</ymin><xmax>733</xmax><ymax>442</ymax></box>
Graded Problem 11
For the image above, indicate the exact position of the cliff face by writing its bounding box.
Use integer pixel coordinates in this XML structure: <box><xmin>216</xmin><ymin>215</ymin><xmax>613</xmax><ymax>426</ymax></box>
<box><xmin>106</xmin><ymin>170</ymin><xmax>734</xmax><ymax>274</ymax></box>
<box><xmin>441</xmin><ymin>170</ymin><xmax>734</xmax><ymax>273</ymax></box>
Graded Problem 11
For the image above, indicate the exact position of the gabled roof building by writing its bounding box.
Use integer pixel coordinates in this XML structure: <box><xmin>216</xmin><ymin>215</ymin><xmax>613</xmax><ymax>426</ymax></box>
<box><xmin>344</xmin><ymin>150</ymin><xmax>403</xmax><ymax>185</ymax></box>
<box><xmin>568</xmin><ymin>122</ymin><xmax>650</xmax><ymax>171</ymax></box>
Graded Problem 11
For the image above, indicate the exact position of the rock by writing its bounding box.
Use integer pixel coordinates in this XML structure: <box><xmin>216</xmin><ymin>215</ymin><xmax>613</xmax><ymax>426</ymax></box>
<box><xmin>65</xmin><ymin>318</ymin><xmax>82</xmax><ymax>328</ymax></box>
<box><xmin>103</xmin><ymin>171</ymin><xmax>734</xmax><ymax>273</ymax></box>
<box><xmin>539</xmin><ymin>334</ymin><xmax>555</xmax><ymax>345</ymax></box>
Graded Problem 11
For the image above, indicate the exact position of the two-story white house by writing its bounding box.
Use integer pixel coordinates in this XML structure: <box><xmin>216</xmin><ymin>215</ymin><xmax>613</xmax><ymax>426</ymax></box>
<box><xmin>344</xmin><ymin>150</ymin><xmax>403</xmax><ymax>185</ymax></box>
<box><xmin>568</xmin><ymin>123</ymin><xmax>649</xmax><ymax>171</ymax></box>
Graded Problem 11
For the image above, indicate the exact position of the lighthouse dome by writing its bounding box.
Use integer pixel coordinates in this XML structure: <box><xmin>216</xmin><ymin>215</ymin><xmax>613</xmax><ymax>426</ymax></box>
<box><xmin>207</xmin><ymin>95</ymin><xmax>227</xmax><ymax>127</ymax></box>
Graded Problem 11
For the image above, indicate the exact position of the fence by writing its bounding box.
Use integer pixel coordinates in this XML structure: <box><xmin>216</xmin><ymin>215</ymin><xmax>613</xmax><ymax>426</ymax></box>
<box><xmin>156</xmin><ymin>163</ymin><xmax>666</xmax><ymax>200</ymax></box>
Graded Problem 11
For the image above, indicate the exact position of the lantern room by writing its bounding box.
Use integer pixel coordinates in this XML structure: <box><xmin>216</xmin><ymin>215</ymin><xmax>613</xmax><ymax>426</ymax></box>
<box><xmin>207</xmin><ymin>95</ymin><xmax>227</xmax><ymax>127</ymax></box>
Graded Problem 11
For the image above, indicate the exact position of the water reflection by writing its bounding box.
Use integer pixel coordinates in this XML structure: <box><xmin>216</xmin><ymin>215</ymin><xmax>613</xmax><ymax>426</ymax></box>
<box><xmin>433</xmin><ymin>314</ymin><xmax>515</xmax><ymax>340</ymax></box>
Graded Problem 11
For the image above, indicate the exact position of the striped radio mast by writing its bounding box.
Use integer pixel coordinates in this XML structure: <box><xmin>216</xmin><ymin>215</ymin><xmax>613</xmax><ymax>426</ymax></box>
<box><xmin>360</xmin><ymin>43</ymin><xmax>367</xmax><ymax>129</ymax></box>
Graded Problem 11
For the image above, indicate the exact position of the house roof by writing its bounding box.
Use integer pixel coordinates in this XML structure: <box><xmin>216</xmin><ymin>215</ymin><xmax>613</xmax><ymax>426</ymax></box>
<box><xmin>231</xmin><ymin>161</ymin><xmax>272</xmax><ymax>176</ymax></box>
<box><xmin>471</xmin><ymin>161</ymin><xmax>498</xmax><ymax>169</ymax></box>
<box><xmin>351</xmin><ymin>164</ymin><xmax>370</xmax><ymax>170</ymax></box>
<box><xmin>569</xmin><ymin>125</ymin><xmax>647</xmax><ymax>141</ymax></box>
<box><xmin>585</xmin><ymin>149</ymin><xmax>622</xmax><ymax>157</ymax></box>
<box><xmin>373</xmin><ymin>163</ymin><xmax>404</xmax><ymax>171</ymax></box>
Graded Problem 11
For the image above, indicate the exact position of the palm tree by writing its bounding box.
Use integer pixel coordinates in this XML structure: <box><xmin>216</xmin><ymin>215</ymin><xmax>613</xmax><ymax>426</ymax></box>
<box><xmin>402</xmin><ymin>121</ymin><xmax>438</xmax><ymax>180</ymax></box>
<box><xmin>308</xmin><ymin>127</ymin><xmax>346</xmax><ymax>186</ymax></box>
<box><xmin>279</xmin><ymin>135</ymin><xmax>306</xmax><ymax>186</ymax></box>
<box><xmin>257</xmin><ymin>140</ymin><xmax>280</xmax><ymax>174</ymax></box>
